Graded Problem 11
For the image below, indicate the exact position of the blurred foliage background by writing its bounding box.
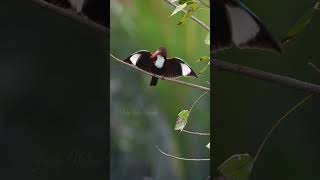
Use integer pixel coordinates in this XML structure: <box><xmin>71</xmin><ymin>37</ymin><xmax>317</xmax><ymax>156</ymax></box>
<box><xmin>110</xmin><ymin>0</ymin><xmax>210</xmax><ymax>179</ymax></box>
<box><xmin>213</xmin><ymin>0</ymin><xmax>320</xmax><ymax>179</ymax></box>
<box><xmin>0</xmin><ymin>1</ymin><xmax>107</xmax><ymax>179</ymax></box>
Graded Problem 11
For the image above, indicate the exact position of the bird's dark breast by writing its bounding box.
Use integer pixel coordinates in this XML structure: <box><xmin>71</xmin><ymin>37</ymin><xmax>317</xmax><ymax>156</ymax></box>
<box><xmin>152</xmin><ymin>65</ymin><xmax>163</xmax><ymax>76</ymax></box>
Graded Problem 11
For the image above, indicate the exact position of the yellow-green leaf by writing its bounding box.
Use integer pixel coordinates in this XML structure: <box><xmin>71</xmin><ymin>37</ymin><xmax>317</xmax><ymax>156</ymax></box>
<box><xmin>199</xmin><ymin>62</ymin><xmax>210</xmax><ymax>74</ymax></box>
<box><xmin>175</xmin><ymin>110</ymin><xmax>190</xmax><ymax>131</ymax></box>
<box><xmin>177</xmin><ymin>9</ymin><xmax>194</xmax><ymax>25</ymax></box>
<box><xmin>205</xmin><ymin>33</ymin><xmax>210</xmax><ymax>45</ymax></box>
<box><xmin>281</xmin><ymin>1</ymin><xmax>320</xmax><ymax>43</ymax></box>
<box><xmin>170</xmin><ymin>3</ymin><xmax>187</xmax><ymax>17</ymax></box>
<box><xmin>197</xmin><ymin>56</ymin><xmax>210</xmax><ymax>62</ymax></box>
<box><xmin>218</xmin><ymin>154</ymin><xmax>253</xmax><ymax>180</ymax></box>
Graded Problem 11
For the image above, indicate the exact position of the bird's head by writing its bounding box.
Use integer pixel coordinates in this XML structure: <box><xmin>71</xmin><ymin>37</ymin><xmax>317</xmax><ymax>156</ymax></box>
<box><xmin>151</xmin><ymin>47</ymin><xmax>167</xmax><ymax>59</ymax></box>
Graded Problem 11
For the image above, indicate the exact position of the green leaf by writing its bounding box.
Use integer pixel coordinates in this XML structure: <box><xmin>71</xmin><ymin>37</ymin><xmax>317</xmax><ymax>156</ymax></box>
<box><xmin>170</xmin><ymin>3</ymin><xmax>187</xmax><ymax>17</ymax></box>
<box><xmin>199</xmin><ymin>62</ymin><xmax>210</xmax><ymax>74</ymax></box>
<box><xmin>205</xmin><ymin>33</ymin><xmax>210</xmax><ymax>45</ymax></box>
<box><xmin>177</xmin><ymin>9</ymin><xmax>194</xmax><ymax>25</ymax></box>
<box><xmin>178</xmin><ymin>0</ymin><xmax>187</xmax><ymax>4</ymax></box>
<box><xmin>187</xmin><ymin>1</ymin><xmax>198</xmax><ymax>11</ymax></box>
<box><xmin>218</xmin><ymin>154</ymin><xmax>253</xmax><ymax>180</ymax></box>
<box><xmin>175</xmin><ymin>110</ymin><xmax>190</xmax><ymax>131</ymax></box>
<box><xmin>281</xmin><ymin>2</ymin><xmax>320</xmax><ymax>43</ymax></box>
<box><xmin>197</xmin><ymin>56</ymin><xmax>210</xmax><ymax>62</ymax></box>
<box><xmin>206</xmin><ymin>143</ymin><xmax>210</xmax><ymax>149</ymax></box>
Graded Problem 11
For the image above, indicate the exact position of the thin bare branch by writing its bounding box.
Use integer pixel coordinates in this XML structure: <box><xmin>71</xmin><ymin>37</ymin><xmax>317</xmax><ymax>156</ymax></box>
<box><xmin>164</xmin><ymin>0</ymin><xmax>210</xmax><ymax>31</ymax></box>
<box><xmin>110</xmin><ymin>53</ymin><xmax>210</xmax><ymax>92</ymax></box>
<box><xmin>190</xmin><ymin>91</ymin><xmax>208</xmax><ymax>112</ymax></box>
<box><xmin>253</xmin><ymin>94</ymin><xmax>313</xmax><ymax>164</ymax></box>
<box><xmin>308</xmin><ymin>62</ymin><xmax>320</xmax><ymax>74</ymax></box>
<box><xmin>155</xmin><ymin>145</ymin><xmax>210</xmax><ymax>161</ymax></box>
<box><xmin>181</xmin><ymin>129</ymin><xmax>210</xmax><ymax>136</ymax></box>
<box><xmin>198</xmin><ymin>0</ymin><xmax>210</xmax><ymax>8</ymax></box>
<box><xmin>212</xmin><ymin>59</ymin><xmax>320</xmax><ymax>94</ymax></box>
<box><xmin>31</xmin><ymin>0</ymin><xmax>108</xmax><ymax>33</ymax></box>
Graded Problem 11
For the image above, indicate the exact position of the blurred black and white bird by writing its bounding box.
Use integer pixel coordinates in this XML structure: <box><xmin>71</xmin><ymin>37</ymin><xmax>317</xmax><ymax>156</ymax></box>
<box><xmin>44</xmin><ymin>0</ymin><xmax>107</xmax><ymax>27</ymax></box>
<box><xmin>212</xmin><ymin>0</ymin><xmax>282</xmax><ymax>53</ymax></box>
<box><xmin>68</xmin><ymin>0</ymin><xmax>87</xmax><ymax>13</ymax></box>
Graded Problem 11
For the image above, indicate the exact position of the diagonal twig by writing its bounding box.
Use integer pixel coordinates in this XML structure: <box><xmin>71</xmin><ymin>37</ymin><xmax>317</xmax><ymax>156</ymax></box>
<box><xmin>155</xmin><ymin>145</ymin><xmax>210</xmax><ymax>161</ymax></box>
<box><xmin>308</xmin><ymin>62</ymin><xmax>320</xmax><ymax>74</ymax></box>
<box><xmin>212</xmin><ymin>59</ymin><xmax>320</xmax><ymax>94</ymax></box>
<box><xmin>198</xmin><ymin>0</ymin><xmax>210</xmax><ymax>8</ymax></box>
<box><xmin>164</xmin><ymin>0</ymin><xmax>210</xmax><ymax>31</ymax></box>
<box><xmin>253</xmin><ymin>94</ymin><xmax>313</xmax><ymax>164</ymax></box>
<box><xmin>181</xmin><ymin>129</ymin><xmax>210</xmax><ymax>136</ymax></box>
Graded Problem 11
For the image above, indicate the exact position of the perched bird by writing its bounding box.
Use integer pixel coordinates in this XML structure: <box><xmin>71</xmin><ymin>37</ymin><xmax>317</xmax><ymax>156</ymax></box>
<box><xmin>124</xmin><ymin>47</ymin><xmax>198</xmax><ymax>86</ymax></box>
<box><xmin>212</xmin><ymin>0</ymin><xmax>282</xmax><ymax>53</ymax></box>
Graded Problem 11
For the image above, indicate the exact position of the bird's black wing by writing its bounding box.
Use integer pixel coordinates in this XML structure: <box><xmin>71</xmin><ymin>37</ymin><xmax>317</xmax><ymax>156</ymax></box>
<box><xmin>124</xmin><ymin>50</ymin><xmax>154</xmax><ymax>73</ymax></box>
<box><xmin>161</xmin><ymin>58</ymin><xmax>197</xmax><ymax>78</ymax></box>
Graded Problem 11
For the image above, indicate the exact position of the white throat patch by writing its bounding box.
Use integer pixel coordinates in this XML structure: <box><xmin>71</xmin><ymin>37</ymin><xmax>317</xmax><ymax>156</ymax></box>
<box><xmin>155</xmin><ymin>55</ymin><xmax>165</xmax><ymax>69</ymax></box>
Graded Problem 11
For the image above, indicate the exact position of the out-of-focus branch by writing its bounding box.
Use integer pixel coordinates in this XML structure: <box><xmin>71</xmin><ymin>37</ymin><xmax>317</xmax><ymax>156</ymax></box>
<box><xmin>212</xmin><ymin>59</ymin><xmax>320</xmax><ymax>94</ymax></box>
<box><xmin>31</xmin><ymin>0</ymin><xmax>108</xmax><ymax>33</ymax></box>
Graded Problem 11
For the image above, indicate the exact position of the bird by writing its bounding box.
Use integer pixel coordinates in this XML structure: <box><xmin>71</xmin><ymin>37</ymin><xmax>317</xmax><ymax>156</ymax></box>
<box><xmin>212</xmin><ymin>0</ymin><xmax>282</xmax><ymax>54</ymax></box>
<box><xmin>123</xmin><ymin>47</ymin><xmax>198</xmax><ymax>86</ymax></box>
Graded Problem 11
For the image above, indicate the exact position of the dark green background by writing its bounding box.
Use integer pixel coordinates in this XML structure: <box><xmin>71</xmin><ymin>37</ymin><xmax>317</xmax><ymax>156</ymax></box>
<box><xmin>213</xmin><ymin>0</ymin><xmax>320</xmax><ymax>179</ymax></box>
<box><xmin>0</xmin><ymin>1</ymin><xmax>107</xmax><ymax>179</ymax></box>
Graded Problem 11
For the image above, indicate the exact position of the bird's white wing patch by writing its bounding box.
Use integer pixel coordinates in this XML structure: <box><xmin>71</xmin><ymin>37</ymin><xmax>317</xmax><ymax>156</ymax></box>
<box><xmin>130</xmin><ymin>54</ymin><xmax>141</xmax><ymax>65</ymax></box>
<box><xmin>155</xmin><ymin>55</ymin><xmax>165</xmax><ymax>69</ymax></box>
<box><xmin>225</xmin><ymin>5</ymin><xmax>260</xmax><ymax>46</ymax></box>
<box><xmin>181</xmin><ymin>63</ymin><xmax>191</xmax><ymax>76</ymax></box>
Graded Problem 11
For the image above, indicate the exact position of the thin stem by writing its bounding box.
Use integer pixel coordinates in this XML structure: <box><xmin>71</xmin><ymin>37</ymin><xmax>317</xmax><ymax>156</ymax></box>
<box><xmin>155</xmin><ymin>145</ymin><xmax>210</xmax><ymax>161</ymax></box>
<box><xmin>198</xmin><ymin>0</ymin><xmax>210</xmax><ymax>8</ymax></box>
<box><xmin>190</xmin><ymin>91</ymin><xmax>208</xmax><ymax>112</ymax></box>
<box><xmin>253</xmin><ymin>94</ymin><xmax>313</xmax><ymax>163</ymax></box>
<box><xmin>110</xmin><ymin>53</ymin><xmax>210</xmax><ymax>92</ymax></box>
<box><xmin>164</xmin><ymin>0</ymin><xmax>210</xmax><ymax>31</ymax></box>
<box><xmin>181</xmin><ymin>129</ymin><xmax>210</xmax><ymax>136</ymax></box>
<box><xmin>308</xmin><ymin>62</ymin><xmax>320</xmax><ymax>74</ymax></box>
<box><xmin>31</xmin><ymin>0</ymin><xmax>107</xmax><ymax>33</ymax></box>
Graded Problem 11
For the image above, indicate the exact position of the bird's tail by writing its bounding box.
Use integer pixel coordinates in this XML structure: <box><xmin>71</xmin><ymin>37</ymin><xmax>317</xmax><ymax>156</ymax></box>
<box><xmin>150</xmin><ymin>77</ymin><xmax>158</xmax><ymax>86</ymax></box>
